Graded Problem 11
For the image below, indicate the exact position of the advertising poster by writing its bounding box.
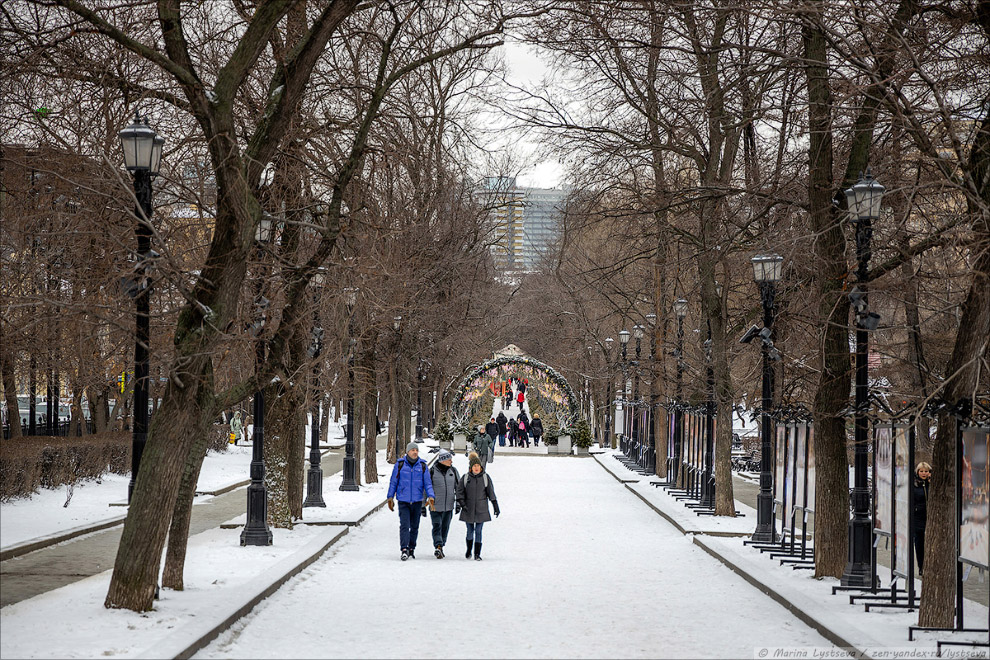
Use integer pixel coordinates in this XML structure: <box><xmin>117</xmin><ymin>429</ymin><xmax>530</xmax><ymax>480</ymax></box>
<box><xmin>893</xmin><ymin>425</ymin><xmax>911</xmax><ymax>577</ymax></box>
<box><xmin>775</xmin><ymin>424</ymin><xmax>786</xmax><ymax>513</ymax></box>
<box><xmin>794</xmin><ymin>424</ymin><xmax>807</xmax><ymax>513</ymax></box>
<box><xmin>875</xmin><ymin>425</ymin><xmax>893</xmax><ymax>534</ymax></box>
<box><xmin>806</xmin><ymin>424</ymin><xmax>816</xmax><ymax>513</ymax></box>
<box><xmin>668</xmin><ymin>411</ymin><xmax>676</xmax><ymax>464</ymax></box>
<box><xmin>784</xmin><ymin>425</ymin><xmax>796</xmax><ymax>524</ymax></box>
<box><xmin>960</xmin><ymin>428</ymin><xmax>989</xmax><ymax>569</ymax></box>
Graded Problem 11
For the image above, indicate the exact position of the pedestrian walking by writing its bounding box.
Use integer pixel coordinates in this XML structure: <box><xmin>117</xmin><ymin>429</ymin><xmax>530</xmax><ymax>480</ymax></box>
<box><xmin>913</xmin><ymin>461</ymin><xmax>931</xmax><ymax>574</ymax></box>
<box><xmin>387</xmin><ymin>442</ymin><xmax>436</xmax><ymax>561</ymax></box>
<box><xmin>455</xmin><ymin>451</ymin><xmax>499</xmax><ymax>561</ymax></box>
<box><xmin>425</xmin><ymin>450</ymin><xmax>459</xmax><ymax>558</ymax></box>
<box><xmin>473</xmin><ymin>425</ymin><xmax>493</xmax><ymax>468</ymax></box>
<box><xmin>507</xmin><ymin>417</ymin><xmax>518</xmax><ymax>447</ymax></box>
<box><xmin>530</xmin><ymin>414</ymin><xmax>544</xmax><ymax>447</ymax></box>
<box><xmin>230</xmin><ymin>411</ymin><xmax>243</xmax><ymax>445</ymax></box>
<box><xmin>496</xmin><ymin>411</ymin><xmax>508</xmax><ymax>447</ymax></box>
<box><xmin>516</xmin><ymin>414</ymin><xmax>529</xmax><ymax>448</ymax></box>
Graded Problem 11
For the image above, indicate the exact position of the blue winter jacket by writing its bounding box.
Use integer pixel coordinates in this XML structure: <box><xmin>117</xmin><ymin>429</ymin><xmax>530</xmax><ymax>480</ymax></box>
<box><xmin>387</xmin><ymin>455</ymin><xmax>436</xmax><ymax>503</ymax></box>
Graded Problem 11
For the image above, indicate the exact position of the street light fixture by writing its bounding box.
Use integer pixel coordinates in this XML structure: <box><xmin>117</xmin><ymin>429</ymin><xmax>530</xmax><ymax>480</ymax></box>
<box><xmin>618</xmin><ymin>330</ymin><xmax>630</xmax><ymax>453</ymax></box>
<box><xmin>241</xmin><ymin>213</ymin><xmax>274</xmax><ymax>546</ymax></box>
<box><xmin>604</xmin><ymin>337</ymin><xmax>614</xmax><ymax>449</ymax></box>
<box><xmin>340</xmin><ymin>287</ymin><xmax>360</xmax><ymax>491</ymax></box>
<box><xmin>118</xmin><ymin>112</ymin><xmax>162</xmax><ymax>503</ymax></box>
<box><xmin>672</xmin><ymin>299</ymin><xmax>688</xmax><ymax>485</ymax></box>
<box><xmin>750</xmin><ymin>253</ymin><xmax>784</xmax><ymax>543</ymax></box>
<box><xmin>304</xmin><ymin>268</ymin><xmax>327</xmax><ymax>508</ymax></box>
<box><xmin>842</xmin><ymin>170</ymin><xmax>885</xmax><ymax>588</ymax></box>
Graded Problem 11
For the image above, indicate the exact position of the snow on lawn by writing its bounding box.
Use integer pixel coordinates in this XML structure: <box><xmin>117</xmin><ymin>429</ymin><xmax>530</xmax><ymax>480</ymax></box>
<box><xmin>2</xmin><ymin>446</ymin><xmax>252</xmax><ymax>551</ymax></box>
<box><xmin>196</xmin><ymin>455</ymin><xmax>834</xmax><ymax>659</ymax></box>
<box><xmin>0</xmin><ymin>521</ymin><xmax>348</xmax><ymax>659</ymax></box>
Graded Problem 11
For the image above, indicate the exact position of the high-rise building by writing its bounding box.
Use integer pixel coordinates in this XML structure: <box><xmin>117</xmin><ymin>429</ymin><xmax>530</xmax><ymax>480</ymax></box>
<box><xmin>477</xmin><ymin>176</ymin><xmax>568</xmax><ymax>271</ymax></box>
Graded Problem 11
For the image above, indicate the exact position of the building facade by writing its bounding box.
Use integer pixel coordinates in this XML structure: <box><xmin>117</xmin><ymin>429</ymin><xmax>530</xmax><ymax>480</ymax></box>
<box><xmin>478</xmin><ymin>176</ymin><xmax>568</xmax><ymax>272</ymax></box>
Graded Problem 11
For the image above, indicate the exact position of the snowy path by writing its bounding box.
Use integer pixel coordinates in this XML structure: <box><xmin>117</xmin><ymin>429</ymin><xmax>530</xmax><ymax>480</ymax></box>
<box><xmin>197</xmin><ymin>455</ymin><xmax>832</xmax><ymax>658</ymax></box>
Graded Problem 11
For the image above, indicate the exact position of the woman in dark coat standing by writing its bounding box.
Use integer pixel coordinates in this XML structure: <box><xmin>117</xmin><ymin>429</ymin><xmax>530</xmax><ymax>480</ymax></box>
<box><xmin>530</xmin><ymin>415</ymin><xmax>544</xmax><ymax>447</ymax></box>
<box><xmin>913</xmin><ymin>461</ymin><xmax>931</xmax><ymax>574</ymax></box>
<box><xmin>456</xmin><ymin>452</ymin><xmax>499</xmax><ymax>560</ymax></box>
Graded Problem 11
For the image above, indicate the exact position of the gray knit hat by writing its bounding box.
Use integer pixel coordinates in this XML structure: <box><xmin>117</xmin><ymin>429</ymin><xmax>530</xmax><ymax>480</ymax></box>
<box><xmin>406</xmin><ymin>441</ymin><xmax>419</xmax><ymax>453</ymax></box>
<box><xmin>436</xmin><ymin>450</ymin><xmax>454</xmax><ymax>462</ymax></box>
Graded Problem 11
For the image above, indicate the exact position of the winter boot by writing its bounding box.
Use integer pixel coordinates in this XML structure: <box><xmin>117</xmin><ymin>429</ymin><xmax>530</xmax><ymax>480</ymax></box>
<box><xmin>401</xmin><ymin>549</ymin><xmax>409</xmax><ymax>561</ymax></box>
<box><xmin>408</xmin><ymin>548</ymin><xmax>416</xmax><ymax>559</ymax></box>
<box><xmin>465</xmin><ymin>539</ymin><xmax>474</xmax><ymax>558</ymax></box>
<box><xmin>474</xmin><ymin>542</ymin><xmax>483</xmax><ymax>561</ymax></box>
<box><xmin>435</xmin><ymin>545</ymin><xmax>443</xmax><ymax>559</ymax></box>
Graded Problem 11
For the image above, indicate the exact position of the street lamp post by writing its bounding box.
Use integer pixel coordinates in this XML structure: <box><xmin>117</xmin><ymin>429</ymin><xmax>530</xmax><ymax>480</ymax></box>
<box><xmin>118</xmin><ymin>113</ymin><xmax>163</xmax><ymax>503</ymax></box>
<box><xmin>241</xmin><ymin>214</ymin><xmax>274</xmax><ymax>546</ymax></box>
<box><xmin>618</xmin><ymin>330</ymin><xmax>630</xmax><ymax>454</ymax></box>
<box><xmin>645</xmin><ymin>314</ymin><xmax>657</xmax><ymax>473</ymax></box>
<box><xmin>632</xmin><ymin>325</ymin><xmax>644</xmax><ymax>464</ymax></box>
<box><xmin>673</xmin><ymin>299</ymin><xmax>688</xmax><ymax>485</ymax></box>
<box><xmin>750</xmin><ymin>253</ymin><xmax>784</xmax><ymax>543</ymax></box>
<box><xmin>340</xmin><ymin>287</ymin><xmax>360</xmax><ymax>492</ymax></box>
<box><xmin>604</xmin><ymin>337</ymin><xmax>614</xmax><ymax>449</ymax></box>
<box><xmin>416</xmin><ymin>359</ymin><xmax>425</xmax><ymax>440</ymax></box>
<box><xmin>701</xmin><ymin>321</ymin><xmax>716</xmax><ymax>508</ymax></box>
<box><xmin>304</xmin><ymin>268</ymin><xmax>327</xmax><ymax>508</ymax></box>
<box><xmin>842</xmin><ymin>170</ymin><xmax>885</xmax><ymax>587</ymax></box>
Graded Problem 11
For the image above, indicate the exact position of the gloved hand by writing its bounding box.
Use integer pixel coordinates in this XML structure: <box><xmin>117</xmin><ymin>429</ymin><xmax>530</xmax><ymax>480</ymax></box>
<box><xmin>455</xmin><ymin>504</ymin><xmax>461</xmax><ymax>514</ymax></box>
<box><xmin>493</xmin><ymin>503</ymin><xmax>500</xmax><ymax>518</ymax></box>
<box><xmin>387</xmin><ymin>498</ymin><xmax>394</xmax><ymax>512</ymax></box>
<box><xmin>421</xmin><ymin>506</ymin><xmax>427</xmax><ymax>518</ymax></box>
<box><xmin>427</xmin><ymin>497</ymin><xmax>435</xmax><ymax>511</ymax></box>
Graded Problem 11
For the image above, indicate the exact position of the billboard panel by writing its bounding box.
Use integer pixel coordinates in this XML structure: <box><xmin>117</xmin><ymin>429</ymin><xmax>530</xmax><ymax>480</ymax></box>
<box><xmin>960</xmin><ymin>428</ymin><xmax>989</xmax><ymax>569</ymax></box>
<box><xmin>893</xmin><ymin>425</ymin><xmax>911</xmax><ymax>577</ymax></box>
<box><xmin>875</xmin><ymin>425</ymin><xmax>893</xmax><ymax>534</ymax></box>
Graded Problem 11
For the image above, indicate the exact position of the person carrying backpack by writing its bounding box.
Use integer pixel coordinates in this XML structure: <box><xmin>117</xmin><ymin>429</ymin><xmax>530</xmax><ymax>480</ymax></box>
<box><xmin>387</xmin><ymin>442</ymin><xmax>436</xmax><ymax>561</ymax></box>
<box><xmin>424</xmin><ymin>450</ymin><xmax>459</xmax><ymax>558</ymax></box>
<box><xmin>530</xmin><ymin>414</ymin><xmax>544</xmax><ymax>447</ymax></box>
<box><xmin>455</xmin><ymin>452</ymin><xmax>500</xmax><ymax>561</ymax></box>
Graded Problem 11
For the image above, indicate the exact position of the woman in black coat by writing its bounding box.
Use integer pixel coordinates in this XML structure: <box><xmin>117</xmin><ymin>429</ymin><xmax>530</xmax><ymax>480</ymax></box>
<box><xmin>456</xmin><ymin>452</ymin><xmax>499</xmax><ymax>560</ymax></box>
<box><xmin>530</xmin><ymin>415</ymin><xmax>544</xmax><ymax>446</ymax></box>
<box><xmin>913</xmin><ymin>461</ymin><xmax>931</xmax><ymax>574</ymax></box>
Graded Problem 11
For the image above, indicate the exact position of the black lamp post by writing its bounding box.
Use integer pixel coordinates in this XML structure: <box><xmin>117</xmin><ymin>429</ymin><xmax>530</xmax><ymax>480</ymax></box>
<box><xmin>841</xmin><ymin>170</ymin><xmax>885</xmax><ymax>587</ymax></box>
<box><xmin>701</xmin><ymin>320</ymin><xmax>716</xmax><ymax>507</ymax></box>
<box><xmin>416</xmin><ymin>358</ymin><xmax>425</xmax><ymax>440</ymax></box>
<box><xmin>304</xmin><ymin>268</ymin><xmax>327</xmax><ymax>508</ymax></box>
<box><xmin>119</xmin><ymin>112</ymin><xmax>163</xmax><ymax>503</ymax></box>
<box><xmin>645</xmin><ymin>314</ymin><xmax>657</xmax><ymax>473</ymax></box>
<box><xmin>750</xmin><ymin>253</ymin><xmax>784</xmax><ymax>543</ymax></box>
<box><xmin>673</xmin><ymin>299</ymin><xmax>688</xmax><ymax>484</ymax></box>
<box><xmin>632</xmin><ymin>325</ymin><xmax>644</xmax><ymax>462</ymax></box>
<box><xmin>340</xmin><ymin>286</ymin><xmax>360</xmax><ymax>492</ymax></box>
<box><xmin>242</xmin><ymin>213</ymin><xmax>274</xmax><ymax>546</ymax></box>
<box><xmin>604</xmin><ymin>337</ymin><xmax>614</xmax><ymax>448</ymax></box>
<box><xmin>618</xmin><ymin>330</ymin><xmax>630</xmax><ymax>453</ymax></box>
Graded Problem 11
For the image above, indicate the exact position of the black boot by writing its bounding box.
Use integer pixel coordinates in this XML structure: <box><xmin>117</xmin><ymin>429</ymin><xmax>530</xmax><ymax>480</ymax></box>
<box><xmin>474</xmin><ymin>542</ymin><xmax>483</xmax><ymax>561</ymax></box>
<box><xmin>465</xmin><ymin>539</ymin><xmax>474</xmax><ymax>558</ymax></box>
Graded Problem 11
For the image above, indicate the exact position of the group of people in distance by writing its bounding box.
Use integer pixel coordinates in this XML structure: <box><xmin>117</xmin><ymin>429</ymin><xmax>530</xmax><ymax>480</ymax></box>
<box><xmin>486</xmin><ymin>410</ymin><xmax>543</xmax><ymax>450</ymax></box>
<box><xmin>386</xmin><ymin>442</ymin><xmax>499</xmax><ymax>562</ymax></box>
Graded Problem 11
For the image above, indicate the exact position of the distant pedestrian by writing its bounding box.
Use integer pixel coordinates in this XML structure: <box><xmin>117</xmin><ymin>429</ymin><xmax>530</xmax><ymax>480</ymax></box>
<box><xmin>507</xmin><ymin>418</ymin><xmax>518</xmax><ymax>447</ymax></box>
<box><xmin>530</xmin><ymin>414</ymin><xmax>544</xmax><ymax>447</ymax></box>
<box><xmin>496</xmin><ymin>411</ymin><xmax>508</xmax><ymax>447</ymax></box>
<box><xmin>230</xmin><ymin>411</ymin><xmax>243</xmax><ymax>445</ymax></box>
<box><xmin>516</xmin><ymin>415</ymin><xmax>529</xmax><ymax>448</ymax></box>
<box><xmin>426</xmin><ymin>450</ymin><xmax>459</xmax><ymax>558</ymax></box>
<box><xmin>387</xmin><ymin>442</ymin><xmax>436</xmax><ymax>561</ymax></box>
<box><xmin>456</xmin><ymin>451</ymin><xmax>499</xmax><ymax>560</ymax></box>
<box><xmin>473</xmin><ymin>425</ymin><xmax>493</xmax><ymax>468</ymax></box>
<box><xmin>913</xmin><ymin>461</ymin><xmax>931</xmax><ymax>574</ymax></box>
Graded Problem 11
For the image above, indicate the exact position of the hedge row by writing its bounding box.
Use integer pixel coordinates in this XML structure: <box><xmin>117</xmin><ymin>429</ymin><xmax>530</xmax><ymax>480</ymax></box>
<box><xmin>0</xmin><ymin>432</ymin><xmax>131</xmax><ymax>501</ymax></box>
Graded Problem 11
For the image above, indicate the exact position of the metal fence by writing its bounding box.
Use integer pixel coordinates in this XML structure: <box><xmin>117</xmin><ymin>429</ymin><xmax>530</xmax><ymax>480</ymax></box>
<box><xmin>2</xmin><ymin>419</ymin><xmax>97</xmax><ymax>440</ymax></box>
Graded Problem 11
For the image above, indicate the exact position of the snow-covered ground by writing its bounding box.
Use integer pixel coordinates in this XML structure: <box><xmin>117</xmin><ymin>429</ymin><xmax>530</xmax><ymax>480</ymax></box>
<box><xmin>196</xmin><ymin>454</ymin><xmax>833</xmax><ymax>658</ymax></box>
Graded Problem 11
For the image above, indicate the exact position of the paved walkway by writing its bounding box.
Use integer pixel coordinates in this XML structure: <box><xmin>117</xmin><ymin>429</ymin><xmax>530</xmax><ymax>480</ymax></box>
<box><xmin>0</xmin><ymin>437</ymin><xmax>386</xmax><ymax>608</ymax></box>
<box><xmin>196</xmin><ymin>454</ymin><xmax>833</xmax><ymax>658</ymax></box>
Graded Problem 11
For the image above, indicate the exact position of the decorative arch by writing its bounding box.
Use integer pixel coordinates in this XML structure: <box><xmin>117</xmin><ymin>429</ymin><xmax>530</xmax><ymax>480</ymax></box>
<box><xmin>448</xmin><ymin>355</ymin><xmax>581</xmax><ymax>427</ymax></box>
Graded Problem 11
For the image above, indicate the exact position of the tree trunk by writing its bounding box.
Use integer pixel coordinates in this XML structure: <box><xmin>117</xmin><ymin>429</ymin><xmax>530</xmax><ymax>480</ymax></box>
<box><xmin>387</xmin><ymin>358</ymin><xmax>400</xmax><ymax>464</ymax></box>
<box><xmin>364</xmin><ymin>371</ymin><xmax>379</xmax><ymax>483</ymax></box>
<box><xmin>919</xmin><ymin>107</ymin><xmax>990</xmax><ymax>628</ymax></box>
<box><xmin>265</xmin><ymin>380</ymin><xmax>296</xmax><ymax>528</ymax></box>
<box><xmin>104</xmin><ymin>354</ymin><xmax>211</xmax><ymax>611</ymax></box>
<box><xmin>1</xmin><ymin>327</ymin><xmax>22</xmax><ymax>438</ymax></box>
<box><xmin>161</xmin><ymin>364</ymin><xmax>214</xmax><ymax>591</ymax></box>
<box><xmin>803</xmin><ymin>3</ymin><xmax>851</xmax><ymax>579</ymax></box>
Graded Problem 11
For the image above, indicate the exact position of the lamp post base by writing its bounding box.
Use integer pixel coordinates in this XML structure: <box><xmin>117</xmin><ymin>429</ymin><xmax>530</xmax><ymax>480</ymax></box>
<box><xmin>339</xmin><ymin>457</ymin><xmax>359</xmax><ymax>492</ymax></box>
<box><xmin>751</xmin><ymin>491</ymin><xmax>777</xmax><ymax>543</ymax></box>
<box><xmin>840</xmin><ymin>516</ymin><xmax>873</xmax><ymax>587</ymax></box>
<box><xmin>303</xmin><ymin>465</ymin><xmax>326</xmax><ymax>508</ymax></box>
<box><xmin>240</xmin><ymin>481</ymin><xmax>272</xmax><ymax>546</ymax></box>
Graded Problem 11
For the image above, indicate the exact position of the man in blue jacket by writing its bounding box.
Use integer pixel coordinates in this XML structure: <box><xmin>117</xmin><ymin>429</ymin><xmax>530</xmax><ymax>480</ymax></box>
<box><xmin>387</xmin><ymin>442</ymin><xmax>436</xmax><ymax>560</ymax></box>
